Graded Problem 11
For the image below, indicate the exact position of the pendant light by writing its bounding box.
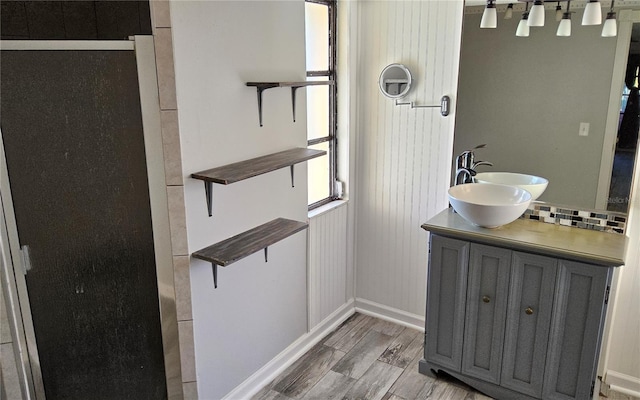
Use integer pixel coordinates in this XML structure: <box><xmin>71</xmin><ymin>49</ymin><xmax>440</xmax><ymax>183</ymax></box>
<box><xmin>556</xmin><ymin>2</ymin><xmax>563</xmax><ymax>21</ymax></box>
<box><xmin>557</xmin><ymin>0</ymin><xmax>572</xmax><ymax>36</ymax></box>
<box><xmin>528</xmin><ymin>0</ymin><xmax>545</xmax><ymax>27</ymax></box>
<box><xmin>582</xmin><ymin>0</ymin><xmax>602</xmax><ymax>26</ymax></box>
<box><xmin>557</xmin><ymin>15</ymin><xmax>572</xmax><ymax>36</ymax></box>
<box><xmin>602</xmin><ymin>0</ymin><xmax>617</xmax><ymax>37</ymax></box>
<box><xmin>516</xmin><ymin>3</ymin><xmax>530</xmax><ymax>37</ymax></box>
<box><xmin>504</xmin><ymin>3</ymin><xmax>514</xmax><ymax>20</ymax></box>
<box><xmin>481</xmin><ymin>0</ymin><xmax>497</xmax><ymax>28</ymax></box>
<box><xmin>557</xmin><ymin>15</ymin><xmax>572</xmax><ymax>35</ymax></box>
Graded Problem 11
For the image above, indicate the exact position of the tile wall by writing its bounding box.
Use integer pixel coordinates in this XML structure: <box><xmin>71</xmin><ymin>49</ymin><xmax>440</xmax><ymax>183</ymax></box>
<box><xmin>149</xmin><ymin>1</ymin><xmax>196</xmax><ymax>398</ymax></box>
<box><xmin>523</xmin><ymin>202</ymin><xmax>627</xmax><ymax>235</ymax></box>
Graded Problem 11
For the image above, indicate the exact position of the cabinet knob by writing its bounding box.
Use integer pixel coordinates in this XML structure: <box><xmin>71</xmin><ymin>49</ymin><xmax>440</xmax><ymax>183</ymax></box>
<box><xmin>525</xmin><ymin>307</ymin><xmax>534</xmax><ymax>315</ymax></box>
<box><xmin>482</xmin><ymin>296</ymin><xmax>491</xmax><ymax>303</ymax></box>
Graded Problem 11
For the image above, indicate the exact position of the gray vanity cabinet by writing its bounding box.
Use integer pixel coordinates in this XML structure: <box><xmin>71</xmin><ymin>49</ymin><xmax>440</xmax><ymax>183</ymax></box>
<box><xmin>423</xmin><ymin>234</ymin><xmax>612</xmax><ymax>400</ymax></box>
<box><xmin>501</xmin><ymin>252</ymin><xmax>557</xmax><ymax>397</ymax></box>
<box><xmin>542</xmin><ymin>260</ymin><xmax>610</xmax><ymax>400</ymax></box>
<box><xmin>424</xmin><ymin>236</ymin><xmax>469</xmax><ymax>372</ymax></box>
<box><xmin>461</xmin><ymin>243</ymin><xmax>510</xmax><ymax>385</ymax></box>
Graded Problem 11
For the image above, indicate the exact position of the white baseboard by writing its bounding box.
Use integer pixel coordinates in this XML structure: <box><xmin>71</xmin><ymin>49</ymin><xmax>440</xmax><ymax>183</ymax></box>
<box><xmin>222</xmin><ymin>300</ymin><xmax>355</xmax><ymax>400</ymax></box>
<box><xmin>354</xmin><ymin>298</ymin><xmax>425</xmax><ymax>332</ymax></box>
<box><xmin>605</xmin><ymin>370</ymin><xmax>640</xmax><ymax>398</ymax></box>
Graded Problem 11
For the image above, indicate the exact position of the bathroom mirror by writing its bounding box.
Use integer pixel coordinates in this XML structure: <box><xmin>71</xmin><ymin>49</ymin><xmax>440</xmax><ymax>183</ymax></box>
<box><xmin>453</xmin><ymin>3</ymin><xmax>640</xmax><ymax>213</ymax></box>
<box><xmin>379</xmin><ymin>63</ymin><xmax>412</xmax><ymax>98</ymax></box>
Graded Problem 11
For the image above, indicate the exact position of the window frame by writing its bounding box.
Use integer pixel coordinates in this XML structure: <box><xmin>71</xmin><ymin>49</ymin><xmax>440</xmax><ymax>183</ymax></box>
<box><xmin>306</xmin><ymin>0</ymin><xmax>338</xmax><ymax>210</ymax></box>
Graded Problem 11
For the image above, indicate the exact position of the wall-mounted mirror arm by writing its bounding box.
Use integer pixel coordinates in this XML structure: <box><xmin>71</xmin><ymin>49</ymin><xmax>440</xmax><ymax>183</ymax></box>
<box><xmin>395</xmin><ymin>95</ymin><xmax>451</xmax><ymax>117</ymax></box>
<box><xmin>379</xmin><ymin>64</ymin><xmax>450</xmax><ymax>116</ymax></box>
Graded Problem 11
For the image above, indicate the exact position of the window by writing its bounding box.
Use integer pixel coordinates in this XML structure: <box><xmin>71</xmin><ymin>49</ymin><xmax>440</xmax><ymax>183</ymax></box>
<box><xmin>305</xmin><ymin>0</ymin><xmax>338</xmax><ymax>209</ymax></box>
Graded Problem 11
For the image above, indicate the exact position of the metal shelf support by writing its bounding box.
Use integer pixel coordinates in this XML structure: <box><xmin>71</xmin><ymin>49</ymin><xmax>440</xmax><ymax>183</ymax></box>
<box><xmin>246</xmin><ymin>81</ymin><xmax>335</xmax><ymax>127</ymax></box>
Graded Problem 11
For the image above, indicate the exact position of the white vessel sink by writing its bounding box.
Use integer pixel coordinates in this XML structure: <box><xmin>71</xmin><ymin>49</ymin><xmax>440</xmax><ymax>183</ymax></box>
<box><xmin>474</xmin><ymin>172</ymin><xmax>548</xmax><ymax>200</ymax></box>
<box><xmin>448</xmin><ymin>183</ymin><xmax>532</xmax><ymax>228</ymax></box>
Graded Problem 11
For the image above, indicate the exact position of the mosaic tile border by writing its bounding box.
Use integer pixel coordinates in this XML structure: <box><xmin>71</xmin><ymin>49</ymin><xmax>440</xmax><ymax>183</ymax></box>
<box><xmin>521</xmin><ymin>201</ymin><xmax>627</xmax><ymax>235</ymax></box>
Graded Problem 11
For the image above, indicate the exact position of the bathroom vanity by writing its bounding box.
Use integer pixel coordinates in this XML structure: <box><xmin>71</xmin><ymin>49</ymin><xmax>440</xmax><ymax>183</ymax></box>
<box><xmin>419</xmin><ymin>209</ymin><xmax>627</xmax><ymax>400</ymax></box>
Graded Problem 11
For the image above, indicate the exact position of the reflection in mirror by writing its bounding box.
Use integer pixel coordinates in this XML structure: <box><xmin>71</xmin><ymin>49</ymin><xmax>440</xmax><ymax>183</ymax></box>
<box><xmin>454</xmin><ymin>3</ymin><xmax>639</xmax><ymax>213</ymax></box>
<box><xmin>379</xmin><ymin>63</ymin><xmax>412</xmax><ymax>98</ymax></box>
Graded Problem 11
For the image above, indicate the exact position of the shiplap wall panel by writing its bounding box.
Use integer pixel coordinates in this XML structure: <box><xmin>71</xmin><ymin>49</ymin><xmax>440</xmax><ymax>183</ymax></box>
<box><xmin>355</xmin><ymin>0</ymin><xmax>463</xmax><ymax>317</ymax></box>
<box><xmin>308</xmin><ymin>204</ymin><xmax>348</xmax><ymax>329</ymax></box>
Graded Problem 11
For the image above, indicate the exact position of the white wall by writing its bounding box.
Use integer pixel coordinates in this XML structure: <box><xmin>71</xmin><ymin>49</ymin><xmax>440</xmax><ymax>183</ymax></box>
<box><xmin>604</xmin><ymin>147</ymin><xmax>640</xmax><ymax>394</ymax></box>
<box><xmin>170</xmin><ymin>2</ymin><xmax>309</xmax><ymax>398</ymax></box>
<box><xmin>354</xmin><ymin>0</ymin><xmax>464</xmax><ymax>321</ymax></box>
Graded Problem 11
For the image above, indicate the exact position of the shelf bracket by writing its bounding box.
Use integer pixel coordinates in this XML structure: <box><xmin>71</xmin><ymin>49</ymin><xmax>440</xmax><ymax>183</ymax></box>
<box><xmin>395</xmin><ymin>95</ymin><xmax>451</xmax><ymax>117</ymax></box>
<box><xmin>211</xmin><ymin>263</ymin><xmax>218</xmax><ymax>288</ymax></box>
<box><xmin>208</xmin><ymin>249</ymin><xmax>269</xmax><ymax>290</ymax></box>
<box><xmin>251</xmin><ymin>83</ymin><xmax>279</xmax><ymax>127</ymax></box>
<box><xmin>291</xmin><ymin>86</ymin><xmax>302</xmax><ymax>123</ymax></box>
<box><xmin>290</xmin><ymin>165</ymin><xmax>295</xmax><ymax>188</ymax></box>
<box><xmin>204</xmin><ymin>181</ymin><xmax>213</xmax><ymax>217</ymax></box>
<box><xmin>247</xmin><ymin>81</ymin><xmax>334</xmax><ymax>126</ymax></box>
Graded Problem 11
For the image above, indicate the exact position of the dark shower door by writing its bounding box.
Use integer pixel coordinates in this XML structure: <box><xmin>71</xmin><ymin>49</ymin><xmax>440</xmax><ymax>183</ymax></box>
<box><xmin>1</xmin><ymin>46</ymin><xmax>167</xmax><ymax>399</ymax></box>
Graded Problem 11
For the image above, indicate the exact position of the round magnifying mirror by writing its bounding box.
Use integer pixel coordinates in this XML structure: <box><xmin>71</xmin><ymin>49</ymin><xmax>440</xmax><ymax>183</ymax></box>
<box><xmin>379</xmin><ymin>63</ymin><xmax>412</xmax><ymax>98</ymax></box>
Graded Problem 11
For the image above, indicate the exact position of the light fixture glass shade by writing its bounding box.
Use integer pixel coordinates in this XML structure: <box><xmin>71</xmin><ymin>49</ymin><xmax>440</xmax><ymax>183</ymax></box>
<box><xmin>505</xmin><ymin>4</ymin><xmax>513</xmax><ymax>19</ymax></box>
<box><xmin>516</xmin><ymin>14</ymin><xmax>530</xmax><ymax>37</ymax></box>
<box><xmin>557</xmin><ymin>16</ymin><xmax>572</xmax><ymax>36</ymax></box>
<box><xmin>556</xmin><ymin>5</ymin><xmax>563</xmax><ymax>21</ymax></box>
<box><xmin>582</xmin><ymin>1</ymin><xmax>602</xmax><ymax>25</ymax></box>
<box><xmin>528</xmin><ymin>1</ymin><xmax>545</xmax><ymax>26</ymax></box>
<box><xmin>481</xmin><ymin>5</ymin><xmax>498</xmax><ymax>28</ymax></box>
<box><xmin>602</xmin><ymin>12</ymin><xmax>617</xmax><ymax>36</ymax></box>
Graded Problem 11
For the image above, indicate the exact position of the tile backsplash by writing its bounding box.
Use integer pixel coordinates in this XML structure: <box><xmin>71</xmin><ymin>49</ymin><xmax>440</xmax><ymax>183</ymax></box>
<box><xmin>522</xmin><ymin>202</ymin><xmax>627</xmax><ymax>235</ymax></box>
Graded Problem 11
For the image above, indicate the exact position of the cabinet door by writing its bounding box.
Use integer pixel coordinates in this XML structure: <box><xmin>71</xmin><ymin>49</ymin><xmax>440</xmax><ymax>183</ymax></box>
<box><xmin>501</xmin><ymin>252</ymin><xmax>557</xmax><ymax>397</ymax></box>
<box><xmin>462</xmin><ymin>243</ymin><xmax>511</xmax><ymax>384</ymax></box>
<box><xmin>425</xmin><ymin>235</ymin><xmax>469</xmax><ymax>372</ymax></box>
<box><xmin>542</xmin><ymin>261</ymin><xmax>611</xmax><ymax>400</ymax></box>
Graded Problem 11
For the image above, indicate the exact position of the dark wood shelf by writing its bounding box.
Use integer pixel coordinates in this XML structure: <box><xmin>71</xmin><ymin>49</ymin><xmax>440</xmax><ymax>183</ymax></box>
<box><xmin>245</xmin><ymin>81</ymin><xmax>334</xmax><ymax>89</ymax></box>
<box><xmin>191</xmin><ymin>147</ymin><xmax>325</xmax><ymax>185</ymax></box>
<box><xmin>246</xmin><ymin>80</ymin><xmax>335</xmax><ymax>126</ymax></box>
<box><xmin>192</xmin><ymin>217</ymin><xmax>308</xmax><ymax>288</ymax></box>
<box><xmin>191</xmin><ymin>147</ymin><xmax>326</xmax><ymax>216</ymax></box>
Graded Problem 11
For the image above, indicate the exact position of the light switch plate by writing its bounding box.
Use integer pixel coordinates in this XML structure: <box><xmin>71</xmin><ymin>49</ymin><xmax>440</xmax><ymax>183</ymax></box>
<box><xmin>579</xmin><ymin>122</ymin><xmax>590</xmax><ymax>136</ymax></box>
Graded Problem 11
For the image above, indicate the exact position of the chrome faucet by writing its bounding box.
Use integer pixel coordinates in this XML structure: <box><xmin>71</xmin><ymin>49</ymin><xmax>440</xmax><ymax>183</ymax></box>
<box><xmin>472</xmin><ymin>160</ymin><xmax>493</xmax><ymax>170</ymax></box>
<box><xmin>455</xmin><ymin>167</ymin><xmax>476</xmax><ymax>185</ymax></box>
<box><xmin>454</xmin><ymin>144</ymin><xmax>492</xmax><ymax>185</ymax></box>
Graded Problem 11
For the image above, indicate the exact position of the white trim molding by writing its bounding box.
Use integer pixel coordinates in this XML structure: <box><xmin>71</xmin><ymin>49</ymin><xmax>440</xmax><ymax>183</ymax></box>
<box><xmin>604</xmin><ymin>370</ymin><xmax>640</xmax><ymax>398</ymax></box>
<box><xmin>355</xmin><ymin>298</ymin><xmax>425</xmax><ymax>332</ymax></box>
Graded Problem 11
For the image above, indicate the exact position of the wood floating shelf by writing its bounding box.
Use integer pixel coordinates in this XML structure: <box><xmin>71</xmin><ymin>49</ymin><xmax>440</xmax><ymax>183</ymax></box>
<box><xmin>191</xmin><ymin>147</ymin><xmax>326</xmax><ymax>216</ymax></box>
<box><xmin>192</xmin><ymin>218</ymin><xmax>308</xmax><ymax>288</ymax></box>
<box><xmin>246</xmin><ymin>80</ymin><xmax>335</xmax><ymax>126</ymax></box>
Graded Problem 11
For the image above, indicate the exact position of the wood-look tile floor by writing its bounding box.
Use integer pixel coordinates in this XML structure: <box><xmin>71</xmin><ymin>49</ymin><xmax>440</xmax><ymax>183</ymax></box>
<box><xmin>253</xmin><ymin>313</ymin><xmax>491</xmax><ymax>400</ymax></box>
<box><xmin>253</xmin><ymin>313</ymin><xmax>638</xmax><ymax>400</ymax></box>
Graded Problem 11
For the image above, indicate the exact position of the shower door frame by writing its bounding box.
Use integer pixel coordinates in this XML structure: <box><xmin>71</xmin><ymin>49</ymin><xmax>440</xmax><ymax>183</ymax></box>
<box><xmin>0</xmin><ymin>37</ymin><xmax>182</xmax><ymax>399</ymax></box>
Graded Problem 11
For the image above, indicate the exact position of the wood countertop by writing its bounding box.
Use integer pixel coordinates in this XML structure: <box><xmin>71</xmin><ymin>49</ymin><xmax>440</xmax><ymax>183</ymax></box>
<box><xmin>422</xmin><ymin>208</ymin><xmax>627</xmax><ymax>267</ymax></box>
